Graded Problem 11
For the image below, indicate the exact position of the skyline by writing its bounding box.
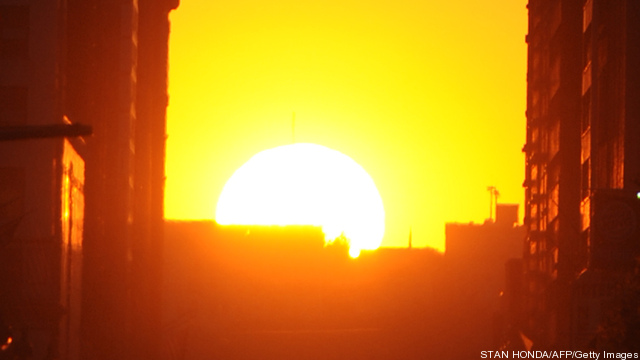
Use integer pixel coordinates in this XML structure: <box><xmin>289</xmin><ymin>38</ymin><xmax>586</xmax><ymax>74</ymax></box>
<box><xmin>1</xmin><ymin>1</ymin><xmax>639</xmax><ymax>358</ymax></box>
<box><xmin>164</xmin><ymin>0</ymin><xmax>528</xmax><ymax>251</ymax></box>
<box><xmin>3</xmin><ymin>1</ymin><xmax>640</xmax><ymax>358</ymax></box>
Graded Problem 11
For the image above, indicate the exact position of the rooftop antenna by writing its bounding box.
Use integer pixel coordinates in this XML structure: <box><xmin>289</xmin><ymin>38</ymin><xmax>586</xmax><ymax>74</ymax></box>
<box><xmin>292</xmin><ymin>112</ymin><xmax>296</xmax><ymax>143</ymax></box>
<box><xmin>487</xmin><ymin>186</ymin><xmax>500</xmax><ymax>222</ymax></box>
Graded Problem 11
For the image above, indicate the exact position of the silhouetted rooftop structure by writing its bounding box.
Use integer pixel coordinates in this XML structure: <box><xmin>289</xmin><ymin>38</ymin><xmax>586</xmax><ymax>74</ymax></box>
<box><xmin>163</xmin><ymin>221</ymin><xmax>469</xmax><ymax>360</ymax></box>
<box><xmin>445</xmin><ymin>204</ymin><xmax>525</xmax><ymax>352</ymax></box>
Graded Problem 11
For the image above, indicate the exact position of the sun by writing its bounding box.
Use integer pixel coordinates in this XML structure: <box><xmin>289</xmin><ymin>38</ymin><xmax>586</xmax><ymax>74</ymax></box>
<box><xmin>215</xmin><ymin>143</ymin><xmax>385</xmax><ymax>257</ymax></box>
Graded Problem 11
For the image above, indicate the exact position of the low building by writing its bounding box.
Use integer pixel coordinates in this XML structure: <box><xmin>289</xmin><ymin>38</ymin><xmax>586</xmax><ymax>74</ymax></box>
<box><xmin>445</xmin><ymin>204</ymin><xmax>526</xmax><ymax>350</ymax></box>
<box><xmin>162</xmin><ymin>221</ymin><xmax>449</xmax><ymax>359</ymax></box>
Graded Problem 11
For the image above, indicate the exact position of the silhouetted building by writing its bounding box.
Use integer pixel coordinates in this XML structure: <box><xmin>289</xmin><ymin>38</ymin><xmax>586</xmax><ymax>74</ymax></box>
<box><xmin>163</xmin><ymin>221</ymin><xmax>453</xmax><ymax>360</ymax></box>
<box><xmin>0</xmin><ymin>1</ymin><xmax>178</xmax><ymax>359</ymax></box>
<box><xmin>446</xmin><ymin>204</ymin><xmax>524</xmax><ymax>282</ymax></box>
<box><xmin>522</xmin><ymin>0</ymin><xmax>583</xmax><ymax>349</ymax></box>
<box><xmin>0</xmin><ymin>4</ymin><xmax>88</xmax><ymax>359</ymax></box>
<box><xmin>579</xmin><ymin>0</ymin><xmax>640</xmax><ymax>271</ymax></box>
<box><xmin>495</xmin><ymin>258</ymin><xmax>528</xmax><ymax>350</ymax></box>
<box><xmin>71</xmin><ymin>3</ymin><xmax>180</xmax><ymax>359</ymax></box>
<box><xmin>445</xmin><ymin>204</ymin><xmax>525</xmax><ymax>352</ymax></box>
<box><xmin>523</xmin><ymin>0</ymin><xmax>640</xmax><ymax>350</ymax></box>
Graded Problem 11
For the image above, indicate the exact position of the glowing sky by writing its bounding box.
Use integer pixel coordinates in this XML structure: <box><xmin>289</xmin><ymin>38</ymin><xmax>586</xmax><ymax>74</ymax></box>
<box><xmin>164</xmin><ymin>0</ymin><xmax>528</xmax><ymax>251</ymax></box>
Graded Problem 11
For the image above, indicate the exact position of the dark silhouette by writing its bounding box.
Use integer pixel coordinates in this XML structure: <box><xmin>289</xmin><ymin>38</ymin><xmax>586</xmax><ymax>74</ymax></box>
<box><xmin>162</xmin><ymin>214</ymin><xmax>523</xmax><ymax>360</ymax></box>
<box><xmin>0</xmin><ymin>1</ymin><xmax>178</xmax><ymax>360</ymax></box>
<box><xmin>517</xmin><ymin>0</ymin><xmax>640</xmax><ymax>351</ymax></box>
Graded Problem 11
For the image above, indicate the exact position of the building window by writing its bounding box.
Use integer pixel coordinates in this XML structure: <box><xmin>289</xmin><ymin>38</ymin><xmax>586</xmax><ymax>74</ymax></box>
<box><xmin>550</xmin><ymin>56</ymin><xmax>561</xmax><ymax>98</ymax></box>
<box><xmin>0</xmin><ymin>167</ymin><xmax>25</xmax><ymax>316</ymax></box>
<box><xmin>582</xmin><ymin>61</ymin><xmax>591</xmax><ymax>95</ymax></box>
<box><xmin>0</xmin><ymin>86</ymin><xmax>27</xmax><ymax>125</ymax></box>
<box><xmin>597</xmin><ymin>37</ymin><xmax>607</xmax><ymax>74</ymax></box>
<box><xmin>0</xmin><ymin>167</ymin><xmax>25</xmax><ymax>235</ymax></box>
<box><xmin>581</xmin><ymin>90</ymin><xmax>591</xmax><ymax>132</ymax></box>
<box><xmin>583</xmin><ymin>0</ymin><xmax>593</xmax><ymax>32</ymax></box>
<box><xmin>549</xmin><ymin>184</ymin><xmax>559</xmax><ymax>221</ymax></box>
<box><xmin>548</xmin><ymin>120</ymin><xmax>560</xmax><ymax>159</ymax></box>
<box><xmin>0</xmin><ymin>5</ymin><xmax>29</xmax><ymax>60</ymax></box>
<box><xmin>549</xmin><ymin>2</ymin><xmax>562</xmax><ymax>36</ymax></box>
<box><xmin>581</xmin><ymin>128</ymin><xmax>591</xmax><ymax>166</ymax></box>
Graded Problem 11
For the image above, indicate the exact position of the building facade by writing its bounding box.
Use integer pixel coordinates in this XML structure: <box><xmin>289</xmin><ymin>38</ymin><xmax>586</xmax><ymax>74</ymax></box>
<box><xmin>523</xmin><ymin>0</ymin><xmax>640</xmax><ymax>349</ymax></box>
<box><xmin>0</xmin><ymin>1</ymin><xmax>178</xmax><ymax>359</ymax></box>
<box><xmin>523</xmin><ymin>0</ymin><xmax>583</xmax><ymax>348</ymax></box>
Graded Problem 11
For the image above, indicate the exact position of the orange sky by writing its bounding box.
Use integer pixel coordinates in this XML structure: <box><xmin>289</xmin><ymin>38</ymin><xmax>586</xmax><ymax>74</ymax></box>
<box><xmin>164</xmin><ymin>0</ymin><xmax>528</xmax><ymax>251</ymax></box>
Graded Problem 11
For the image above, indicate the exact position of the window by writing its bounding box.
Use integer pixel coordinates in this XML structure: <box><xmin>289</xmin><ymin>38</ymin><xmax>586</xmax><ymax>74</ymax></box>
<box><xmin>548</xmin><ymin>120</ymin><xmax>560</xmax><ymax>159</ymax></box>
<box><xmin>0</xmin><ymin>86</ymin><xmax>28</xmax><ymax>125</ymax></box>
<box><xmin>548</xmin><ymin>184</ymin><xmax>559</xmax><ymax>221</ymax></box>
<box><xmin>581</xmin><ymin>128</ymin><xmax>591</xmax><ymax>165</ymax></box>
<box><xmin>583</xmin><ymin>0</ymin><xmax>593</xmax><ymax>32</ymax></box>
<box><xmin>0</xmin><ymin>167</ymin><xmax>25</xmax><ymax>313</ymax></box>
<box><xmin>581</xmin><ymin>90</ymin><xmax>591</xmax><ymax>132</ymax></box>
<box><xmin>549</xmin><ymin>2</ymin><xmax>562</xmax><ymax>36</ymax></box>
<box><xmin>550</xmin><ymin>56</ymin><xmax>561</xmax><ymax>98</ymax></box>
<box><xmin>582</xmin><ymin>61</ymin><xmax>591</xmax><ymax>95</ymax></box>
<box><xmin>0</xmin><ymin>167</ymin><xmax>25</xmax><ymax>231</ymax></box>
<box><xmin>0</xmin><ymin>5</ymin><xmax>29</xmax><ymax>60</ymax></box>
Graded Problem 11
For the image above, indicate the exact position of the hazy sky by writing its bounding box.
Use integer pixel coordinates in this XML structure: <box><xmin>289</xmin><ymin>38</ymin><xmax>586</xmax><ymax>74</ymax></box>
<box><xmin>164</xmin><ymin>0</ymin><xmax>528</xmax><ymax>251</ymax></box>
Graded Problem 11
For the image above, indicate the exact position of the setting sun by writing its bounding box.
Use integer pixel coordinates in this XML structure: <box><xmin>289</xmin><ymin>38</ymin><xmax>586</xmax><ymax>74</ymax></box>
<box><xmin>165</xmin><ymin>0</ymin><xmax>527</xmax><ymax>251</ymax></box>
<box><xmin>215</xmin><ymin>143</ymin><xmax>385</xmax><ymax>257</ymax></box>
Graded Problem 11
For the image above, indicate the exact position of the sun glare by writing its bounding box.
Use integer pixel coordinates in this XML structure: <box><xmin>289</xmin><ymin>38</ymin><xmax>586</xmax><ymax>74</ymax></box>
<box><xmin>215</xmin><ymin>143</ymin><xmax>385</xmax><ymax>257</ymax></box>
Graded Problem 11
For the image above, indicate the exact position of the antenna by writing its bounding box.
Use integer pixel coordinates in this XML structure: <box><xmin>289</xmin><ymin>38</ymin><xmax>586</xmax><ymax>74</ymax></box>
<box><xmin>292</xmin><ymin>112</ymin><xmax>296</xmax><ymax>143</ymax></box>
<box><xmin>487</xmin><ymin>186</ymin><xmax>500</xmax><ymax>221</ymax></box>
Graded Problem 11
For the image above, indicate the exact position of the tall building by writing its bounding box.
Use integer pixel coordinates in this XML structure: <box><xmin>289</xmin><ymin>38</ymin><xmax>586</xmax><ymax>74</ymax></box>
<box><xmin>579</xmin><ymin>0</ymin><xmax>640</xmax><ymax>268</ymax></box>
<box><xmin>522</xmin><ymin>0</ymin><xmax>583</xmax><ymax>348</ymax></box>
<box><xmin>574</xmin><ymin>0</ymin><xmax>640</xmax><ymax>348</ymax></box>
<box><xmin>0</xmin><ymin>1</ymin><xmax>178</xmax><ymax>359</ymax></box>
<box><xmin>523</xmin><ymin>0</ymin><xmax>640</xmax><ymax>349</ymax></box>
<box><xmin>0</xmin><ymin>4</ymin><xmax>89</xmax><ymax>359</ymax></box>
